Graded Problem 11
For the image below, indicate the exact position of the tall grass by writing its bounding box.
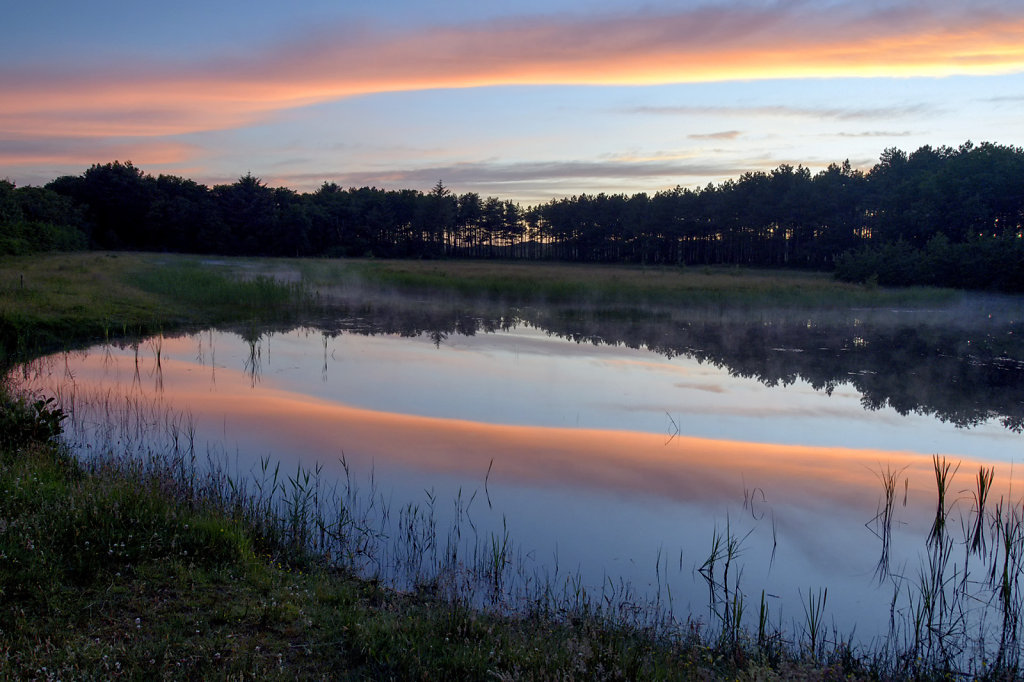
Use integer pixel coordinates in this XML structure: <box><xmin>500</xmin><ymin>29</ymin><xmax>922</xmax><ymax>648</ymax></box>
<box><xmin>869</xmin><ymin>463</ymin><xmax>907</xmax><ymax>582</ymax></box>
<box><xmin>39</xmin><ymin>377</ymin><xmax>668</xmax><ymax>624</ymax></box>
<box><xmin>127</xmin><ymin>260</ymin><xmax>314</xmax><ymax>320</ymax></box>
<box><xmin>862</xmin><ymin>455</ymin><xmax>1024</xmax><ymax>678</ymax></box>
<box><xmin>970</xmin><ymin>465</ymin><xmax>995</xmax><ymax>556</ymax></box>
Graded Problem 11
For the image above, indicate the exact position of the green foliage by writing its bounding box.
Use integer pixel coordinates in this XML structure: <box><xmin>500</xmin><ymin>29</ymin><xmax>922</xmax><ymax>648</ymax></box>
<box><xmin>834</xmin><ymin>239</ymin><xmax>924</xmax><ymax>286</ymax></box>
<box><xmin>0</xmin><ymin>391</ymin><xmax>66</xmax><ymax>449</ymax></box>
<box><xmin>0</xmin><ymin>220</ymin><xmax>88</xmax><ymax>255</ymax></box>
<box><xmin>0</xmin><ymin>180</ymin><xmax>89</xmax><ymax>255</ymax></box>
<box><xmin>835</xmin><ymin>233</ymin><xmax>1024</xmax><ymax>291</ymax></box>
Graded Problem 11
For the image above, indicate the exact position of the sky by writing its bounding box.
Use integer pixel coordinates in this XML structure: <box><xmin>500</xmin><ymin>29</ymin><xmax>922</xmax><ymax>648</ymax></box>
<box><xmin>3</xmin><ymin>0</ymin><xmax>1024</xmax><ymax>205</ymax></box>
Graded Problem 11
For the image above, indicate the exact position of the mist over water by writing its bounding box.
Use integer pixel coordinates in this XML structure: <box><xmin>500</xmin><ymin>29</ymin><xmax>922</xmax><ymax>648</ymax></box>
<box><xmin>12</xmin><ymin>291</ymin><xmax>1024</xmax><ymax>646</ymax></box>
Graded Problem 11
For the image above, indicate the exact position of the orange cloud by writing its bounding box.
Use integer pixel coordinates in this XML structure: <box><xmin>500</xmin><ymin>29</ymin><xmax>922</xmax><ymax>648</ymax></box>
<box><xmin>0</xmin><ymin>140</ymin><xmax>197</xmax><ymax>166</ymax></box>
<box><xmin>2</xmin><ymin>4</ymin><xmax>1023</xmax><ymax>146</ymax></box>
<box><xmin>45</xmin><ymin>344</ymin><xmax>1023</xmax><ymax>522</ymax></box>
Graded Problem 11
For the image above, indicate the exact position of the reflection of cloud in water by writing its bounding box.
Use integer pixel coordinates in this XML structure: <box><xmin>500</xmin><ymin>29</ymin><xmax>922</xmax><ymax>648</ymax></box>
<box><xmin>607</xmin><ymin>398</ymin><xmax>914</xmax><ymax>427</ymax></box>
<box><xmin>38</xmin><ymin>340</ymin><xmax>1024</xmax><ymax>513</ymax></box>
<box><xmin>672</xmin><ymin>381</ymin><xmax>727</xmax><ymax>393</ymax></box>
<box><xmin>52</xmin><ymin>349</ymin><xmax>984</xmax><ymax>517</ymax></box>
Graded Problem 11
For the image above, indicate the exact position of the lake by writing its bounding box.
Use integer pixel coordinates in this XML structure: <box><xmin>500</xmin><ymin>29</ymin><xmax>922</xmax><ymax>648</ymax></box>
<box><xmin>12</xmin><ymin>289</ymin><xmax>1024</xmax><ymax>651</ymax></box>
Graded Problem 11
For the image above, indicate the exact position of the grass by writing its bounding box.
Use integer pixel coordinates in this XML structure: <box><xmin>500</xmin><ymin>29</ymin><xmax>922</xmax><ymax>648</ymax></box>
<box><xmin>303</xmin><ymin>258</ymin><xmax>959</xmax><ymax>308</ymax></box>
<box><xmin>125</xmin><ymin>260</ymin><xmax>307</xmax><ymax>316</ymax></box>
<box><xmin>0</xmin><ymin>252</ymin><xmax>317</xmax><ymax>364</ymax></box>
<box><xmin>861</xmin><ymin>455</ymin><xmax>1024</xmax><ymax>678</ymax></box>
<box><xmin>869</xmin><ymin>464</ymin><xmax>906</xmax><ymax>582</ymax></box>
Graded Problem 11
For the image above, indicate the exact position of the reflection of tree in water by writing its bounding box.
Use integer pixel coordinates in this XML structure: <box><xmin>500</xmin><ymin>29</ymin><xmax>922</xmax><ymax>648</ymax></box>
<box><xmin>225</xmin><ymin>294</ymin><xmax>1024</xmax><ymax>432</ymax></box>
<box><xmin>534</xmin><ymin>306</ymin><xmax>1024</xmax><ymax>432</ymax></box>
<box><xmin>244</xmin><ymin>335</ymin><xmax>262</xmax><ymax>387</ymax></box>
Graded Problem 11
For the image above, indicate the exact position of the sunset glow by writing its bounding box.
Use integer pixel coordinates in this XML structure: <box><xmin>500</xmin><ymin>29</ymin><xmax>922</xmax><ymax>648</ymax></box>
<box><xmin>3</xmin><ymin>1</ymin><xmax>1024</xmax><ymax>201</ymax></box>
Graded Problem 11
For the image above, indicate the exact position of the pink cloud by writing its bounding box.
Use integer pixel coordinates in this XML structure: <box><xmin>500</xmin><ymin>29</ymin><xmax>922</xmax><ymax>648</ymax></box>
<box><xmin>0</xmin><ymin>137</ymin><xmax>198</xmax><ymax>167</ymax></box>
<box><xmin>2</xmin><ymin>3</ymin><xmax>1022</xmax><ymax>170</ymax></box>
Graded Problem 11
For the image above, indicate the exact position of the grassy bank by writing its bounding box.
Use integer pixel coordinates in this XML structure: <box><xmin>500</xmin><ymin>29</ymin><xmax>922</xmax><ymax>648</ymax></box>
<box><xmin>305</xmin><ymin>258</ymin><xmax>957</xmax><ymax>308</ymax></box>
<box><xmin>0</xmin><ymin>252</ymin><xmax>313</xmax><ymax>363</ymax></box>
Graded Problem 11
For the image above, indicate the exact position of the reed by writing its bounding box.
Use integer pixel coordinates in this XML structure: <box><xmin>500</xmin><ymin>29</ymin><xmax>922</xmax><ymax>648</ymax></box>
<box><xmin>928</xmin><ymin>454</ymin><xmax>959</xmax><ymax>549</ymax></box>
<box><xmin>697</xmin><ymin>517</ymin><xmax>753</xmax><ymax>653</ymax></box>
<box><xmin>992</xmin><ymin>497</ymin><xmax>1024</xmax><ymax>663</ymax></box>
<box><xmin>801</xmin><ymin>587</ymin><xmax>828</xmax><ymax>661</ymax></box>
<box><xmin>757</xmin><ymin>589</ymin><xmax>770</xmax><ymax>651</ymax></box>
<box><xmin>969</xmin><ymin>465</ymin><xmax>995</xmax><ymax>556</ymax></box>
<box><xmin>869</xmin><ymin>463</ymin><xmax>906</xmax><ymax>582</ymax></box>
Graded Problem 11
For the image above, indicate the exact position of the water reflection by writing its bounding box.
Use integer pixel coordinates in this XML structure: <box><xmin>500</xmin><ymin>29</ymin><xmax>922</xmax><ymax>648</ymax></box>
<box><xmin>10</xmin><ymin>292</ymin><xmax>1024</xmax><ymax>646</ymax></box>
<box><xmin>271</xmin><ymin>293</ymin><xmax>1024</xmax><ymax>432</ymax></box>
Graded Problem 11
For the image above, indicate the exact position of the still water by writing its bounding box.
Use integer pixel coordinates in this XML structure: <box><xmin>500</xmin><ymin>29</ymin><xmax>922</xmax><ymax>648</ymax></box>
<box><xmin>14</xmin><ymin>295</ymin><xmax>1024</xmax><ymax>643</ymax></box>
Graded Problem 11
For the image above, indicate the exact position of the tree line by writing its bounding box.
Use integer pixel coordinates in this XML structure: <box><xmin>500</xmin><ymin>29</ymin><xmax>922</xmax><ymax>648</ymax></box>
<box><xmin>2</xmin><ymin>140</ymin><xmax>1023</xmax><ymax>290</ymax></box>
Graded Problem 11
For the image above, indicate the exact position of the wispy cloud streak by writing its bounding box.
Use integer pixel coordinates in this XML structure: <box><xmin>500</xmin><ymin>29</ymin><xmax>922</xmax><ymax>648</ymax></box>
<box><xmin>264</xmin><ymin>158</ymin><xmax>757</xmax><ymax>194</ymax></box>
<box><xmin>628</xmin><ymin>104</ymin><xmax>934</xmax><ymax>121</ymax></box>
<box><xmin>688</xmin><ymin>131</ymin><xmax>743</xmax><ymax>140</ymax></box>
<box><xmin>2</xmin><ymin>2</ymin><xmax>1021</xmax><ymax>142</ymax></box>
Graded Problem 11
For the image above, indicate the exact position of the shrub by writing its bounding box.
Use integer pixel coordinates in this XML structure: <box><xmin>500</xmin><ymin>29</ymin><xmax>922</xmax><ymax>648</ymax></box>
<box><xmin>0</xmin><ymin>391</ymin><xmax>66</xmax><ymax>450</ymax></box>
